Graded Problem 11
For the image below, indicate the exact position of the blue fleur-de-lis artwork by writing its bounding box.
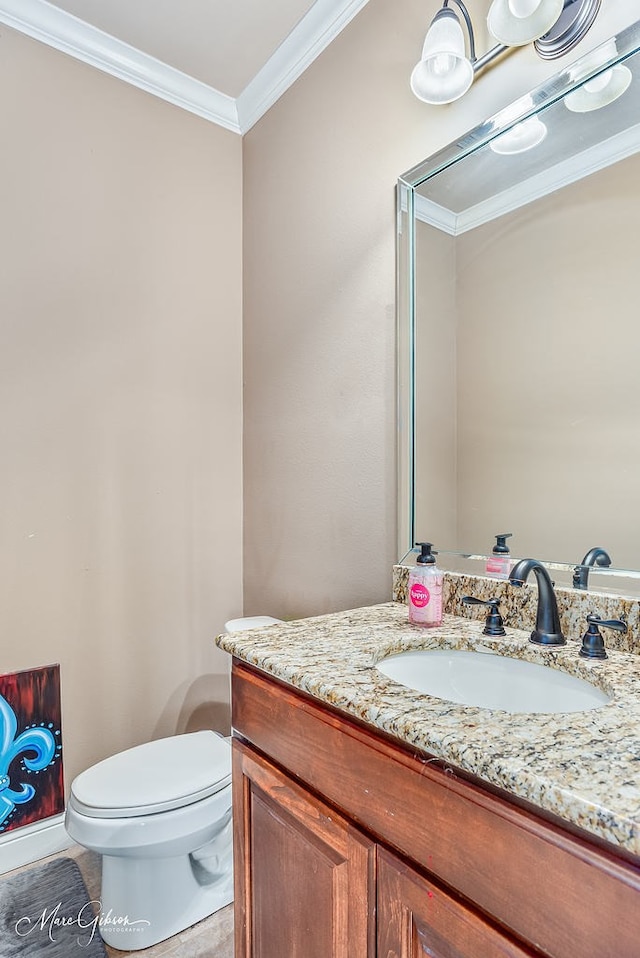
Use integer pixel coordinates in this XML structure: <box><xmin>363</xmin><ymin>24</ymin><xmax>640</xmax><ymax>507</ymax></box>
<box><xmin>0</xmin><ymin>694</ymin><xmax>57</xmax><ymax>827</ymax></box>
<box><xmin>0</xmin><ymin>665</ymin><xmax>64</xmax><ymax>832</ymax></box>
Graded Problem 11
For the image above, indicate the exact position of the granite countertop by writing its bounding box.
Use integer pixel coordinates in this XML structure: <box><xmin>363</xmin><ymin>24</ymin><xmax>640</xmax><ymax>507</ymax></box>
<box><xmin>216</xmin><ymin>602</ymin><xmax>640</xmax><ymax>856</ymax></box>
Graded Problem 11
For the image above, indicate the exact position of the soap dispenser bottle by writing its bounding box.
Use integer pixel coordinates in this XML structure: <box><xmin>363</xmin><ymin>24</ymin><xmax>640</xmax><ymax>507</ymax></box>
<box><xmin>408</xmin><ymin>542</ymin><xmax>444</xmax><ymax>628</ymax></box>
<box><xmin>485</xmin><ymin>533</ymin><xmax>513</xmax><ymax>580</ymax></box>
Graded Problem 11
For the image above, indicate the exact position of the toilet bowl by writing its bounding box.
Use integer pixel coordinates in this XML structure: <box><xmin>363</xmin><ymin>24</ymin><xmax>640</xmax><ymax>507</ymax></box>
<box><xmin>65</xmin><ymin>730</ymin><xmax>233</xmax><ymax>951</ymax></box>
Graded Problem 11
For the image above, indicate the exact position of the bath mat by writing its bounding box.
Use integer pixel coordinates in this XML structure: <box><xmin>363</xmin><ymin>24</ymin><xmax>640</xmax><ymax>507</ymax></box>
<box><xmin>0</xmin><ymin>857</ymin><xmax>107</xmax><ymax>956</ymax></box>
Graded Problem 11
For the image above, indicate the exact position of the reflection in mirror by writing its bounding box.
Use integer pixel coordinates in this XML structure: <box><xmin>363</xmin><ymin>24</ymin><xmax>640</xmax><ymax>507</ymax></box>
<box><xmin>398</xmin><ymin>20</ymin><xmax>640</xmax><ymax>593</ymax></box>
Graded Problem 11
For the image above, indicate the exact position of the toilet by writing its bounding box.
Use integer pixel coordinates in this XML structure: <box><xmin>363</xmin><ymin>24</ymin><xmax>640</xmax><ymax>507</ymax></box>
<box><xmin>65</xmin><ymin>616</ymin><xmax>282</xmax><ymax>951</ymax></box>
<box><xmin>224</xmin><ymin>615</ymin><xmax>282</xmax><ymax>632</ymax></box>
<box><xmin>65</xmin><ymin>731</ymin><xmax>233</xmax><ymax>951</ymax></box>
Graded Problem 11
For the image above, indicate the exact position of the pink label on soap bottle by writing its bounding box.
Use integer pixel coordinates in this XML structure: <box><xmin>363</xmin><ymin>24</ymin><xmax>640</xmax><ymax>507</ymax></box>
<box><xmin>410</xmin><ymin>583</ymin><xmax>430</xmax><ymax>608</ymax></box>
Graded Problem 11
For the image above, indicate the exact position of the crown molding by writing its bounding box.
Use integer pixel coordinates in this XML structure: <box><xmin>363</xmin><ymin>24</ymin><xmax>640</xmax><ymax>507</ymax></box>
<box><xmin>0</xmin><ymin>0</ymin><xmax>240</xmax><ymax>132</ymax></box>
<box><xmin>236</xmin><ymin>0</ymin><xmax>371</xmax><ymax>133</ymax></box>
<box><xmin>0</xmin><ymin>0</ymin><xmax>371</xmax><ymax>135</ymax></box>
<box><xmin>414</xmin><ymin>195</ymin><xmax>458</xmax><ymax>235</ymax></box>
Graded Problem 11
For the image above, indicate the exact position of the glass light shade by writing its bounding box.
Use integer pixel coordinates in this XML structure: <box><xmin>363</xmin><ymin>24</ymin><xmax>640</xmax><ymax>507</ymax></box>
<box><xmin>410</xmin><ymin>9</ymin><xmax>474</xmax><ymax>105</ymax></box>
<box><xmin>564</xmin><ymin>41</ymin><xmax>632</xmax><ymax>113</ymax></box>
<box><xmin>564</xmin><ymin>65</ymin><xmax>632</xmax><ymax>112</ymax></box>
<box><xmin>489</xmin><ymin>116</ymin><xmax>547</xmax><ymax>153</ymax></box>
<box><xmin>488</xmin><ymin>0</ymin><xmax>564</xmax><ymax>46</ymax></box>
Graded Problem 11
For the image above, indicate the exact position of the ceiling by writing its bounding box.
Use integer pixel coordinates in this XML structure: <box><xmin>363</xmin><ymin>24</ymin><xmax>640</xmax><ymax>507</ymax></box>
<box><xmin>45</xmin><ymin>0</ymin><xmax>319</xmax><ymax>97</ymax></box>
<box><xmin>0</xmin><ymin>0</ymin><xmax>370</xmax><ymax>133</ymax></box>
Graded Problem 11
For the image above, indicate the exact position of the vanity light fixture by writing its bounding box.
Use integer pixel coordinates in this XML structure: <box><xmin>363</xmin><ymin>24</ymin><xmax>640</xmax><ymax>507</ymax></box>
<box><xmin>409</xmin><ymin>0</ymin><xmax>477</xmax><ymax>104</ymax></box>
<box><xmin>564</xmin><ymin>40</ymin><xmax>632</xmax><ymax>112</ymax></box>
<box><xmin>488</xmin><ymin>0</ymin><xmax>564</xmax><ymax>47</ymax></box>
<box><xmin>411</xmin><ymin>0</ymin><xmax>602</xmax><ymax>105</ymax></box>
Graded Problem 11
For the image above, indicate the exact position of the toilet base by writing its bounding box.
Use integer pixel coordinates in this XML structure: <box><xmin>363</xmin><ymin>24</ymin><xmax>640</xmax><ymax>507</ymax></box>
<box><xmin>99</xmin><ymin>844</ymin><xmax>233</xmax><ymax>951</ymax></box>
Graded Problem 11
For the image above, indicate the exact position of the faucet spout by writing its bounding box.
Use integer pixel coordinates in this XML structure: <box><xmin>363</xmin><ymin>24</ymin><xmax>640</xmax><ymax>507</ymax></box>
<box><xmin>572</xmin><ymin>547</ymin><xmax>612</xmax><ymax>590</ymax></box>
<box><xmin>509</xmin><ymin>558</ymin><xmax>566</xmax><ymax>646</ymax></box>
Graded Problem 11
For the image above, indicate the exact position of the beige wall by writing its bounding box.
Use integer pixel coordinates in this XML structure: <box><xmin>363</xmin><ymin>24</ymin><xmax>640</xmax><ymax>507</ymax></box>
<box><xmin>242</xmin><ymin>0</ymin><xmax>636</xmax><ymax>616</ymax></box>
<box><xmin>415</xmin><ymin>156</ymin><xmax>640</xmax><ymax>567</ymax></box>
<box><xmin>415</xmin><ymin>223</ymin><xmax>457</xmax><ymax>550</ymax></box>
<box><xmin>0</xmin><ymin>28</ymin><xmax>243</xmax><ymax>785</ymax></box>
<box><xmin>242</xmin><ymin>0</ymin><xmax>485</xmax><ymax>618</ymax></box>
<box><xmin>1</xmin><ymin>1</ymin><xmax>637</xmax><ymax>787</ymax></box>
<box><xmin>455</xmin><ymin>152</ymin><xmax>640</xmax><ymax>568</ymax></box>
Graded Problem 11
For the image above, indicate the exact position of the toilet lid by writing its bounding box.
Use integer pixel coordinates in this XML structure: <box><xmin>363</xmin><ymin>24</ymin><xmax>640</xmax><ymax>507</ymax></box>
<box><xmin>70</xmin><ymin>730</ymin><xmax>232</xmax><ymax>818</ymax></box>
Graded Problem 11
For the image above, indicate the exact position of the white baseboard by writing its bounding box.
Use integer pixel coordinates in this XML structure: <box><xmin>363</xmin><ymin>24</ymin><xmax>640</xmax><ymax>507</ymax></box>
<box><xmin>0</xmin><ymin>813</ymin><xmax>73</xmax><ymax>874</ymax></box>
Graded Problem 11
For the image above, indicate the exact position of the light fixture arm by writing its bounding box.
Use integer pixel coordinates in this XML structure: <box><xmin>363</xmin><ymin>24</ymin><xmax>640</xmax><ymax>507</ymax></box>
<box><xmin>442</xmin><ymin>0</ymin><xmax>509</xmax><ymax>74</ymax></box>
<box><xmin>442</xmin><ymin>0</ymin><xmax>477</xmax><ymax>61</ymax></box>
<box><xmin>474</xmin><ymin>41</ymin><xmax>509</xmax><ymax>73</ymax></box>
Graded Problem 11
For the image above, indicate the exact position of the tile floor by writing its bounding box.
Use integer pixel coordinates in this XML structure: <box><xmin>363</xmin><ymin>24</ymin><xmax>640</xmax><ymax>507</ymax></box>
<box><xmin>4</xmin><ymin>844</ymin><xmax>234</xmax><ymax>957</ymax></box>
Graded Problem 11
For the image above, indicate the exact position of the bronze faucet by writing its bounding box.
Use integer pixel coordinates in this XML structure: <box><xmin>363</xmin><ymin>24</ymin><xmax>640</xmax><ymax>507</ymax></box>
<box><xmin>572</xmin><ymin>547</ymin><xmax>611</xmax><ymax>590</ymax></box>
<box><xmin>509</xmin><ymin>558</ymin><xmax>566</xmax><ymax>646</ymax></box>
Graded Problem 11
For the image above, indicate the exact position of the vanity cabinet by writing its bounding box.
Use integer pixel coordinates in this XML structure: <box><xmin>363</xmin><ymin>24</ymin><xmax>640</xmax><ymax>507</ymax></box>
<box><xmin>231</xmin><ymin>660</ymin><xmax>640</xmax><ymax>958</ymax></box>
<box><xmin>233</xmin><ymin>741</ymin><xmax>374</xmax><ymax>958</ymax></box>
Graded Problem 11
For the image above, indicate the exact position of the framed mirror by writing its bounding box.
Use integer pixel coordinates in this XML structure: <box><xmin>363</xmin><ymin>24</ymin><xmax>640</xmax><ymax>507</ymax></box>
<box><xmin>397</xmin><ymin>19</ymin><xmax>640</xmax><ymax>591</ymax></box>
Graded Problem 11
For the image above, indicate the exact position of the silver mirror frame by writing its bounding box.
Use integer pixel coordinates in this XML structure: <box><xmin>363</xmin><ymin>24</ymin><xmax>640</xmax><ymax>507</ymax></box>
<box><xmin>397</xmin><ymin>20</ymin><xmax>640</xmax><ymax>575</ymax></box>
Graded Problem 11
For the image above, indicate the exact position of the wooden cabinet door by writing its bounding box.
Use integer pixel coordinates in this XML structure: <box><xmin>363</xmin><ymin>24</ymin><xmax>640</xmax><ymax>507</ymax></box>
<box><xmin>377</xmin><ymin>847</ymin><xmax>535</xmax><ymax>958</ymax></box>
<box><xmin>233</xmin><ymin>739</ymin><xmax>375</xmax><ymax>958</ymax></box>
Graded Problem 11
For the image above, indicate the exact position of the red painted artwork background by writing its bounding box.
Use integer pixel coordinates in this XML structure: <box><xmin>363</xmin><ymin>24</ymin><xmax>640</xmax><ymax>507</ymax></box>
<box><xmin>0</xmin><ymin>664</ymin><xmax>64</xmax><ymax>833</ymax></box>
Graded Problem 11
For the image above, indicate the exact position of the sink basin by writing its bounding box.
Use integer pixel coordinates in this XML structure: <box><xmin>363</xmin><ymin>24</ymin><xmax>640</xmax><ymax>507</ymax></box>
<box><xmin>376</xmin><ymin>649</ymin><xmax>611</xmax><ymax>714</ymax></box>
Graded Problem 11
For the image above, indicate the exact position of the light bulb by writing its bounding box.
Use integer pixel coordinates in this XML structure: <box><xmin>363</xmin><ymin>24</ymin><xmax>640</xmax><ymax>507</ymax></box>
<box><xmin>432</xmin><ymin>53</ymin><xmax>457</xmax><ymax>76</ymax></box>
<box><xmin>508</xmin><ymin>0</ymin><xmax>540</xmax><ymax>18</ymax></box>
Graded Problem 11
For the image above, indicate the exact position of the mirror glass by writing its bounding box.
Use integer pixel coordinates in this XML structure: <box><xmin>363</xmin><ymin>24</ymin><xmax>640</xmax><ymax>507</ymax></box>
<box><xmin>397</xmin><ymin>20</ymin><xmax>640</xmax><ymax>592</ymax></box>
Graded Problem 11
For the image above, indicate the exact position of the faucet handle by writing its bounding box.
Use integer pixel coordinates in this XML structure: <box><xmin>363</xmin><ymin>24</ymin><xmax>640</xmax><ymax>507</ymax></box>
<box><xmin>579</xmin><ymin>614</ymin><xmax>627</xmax><ymax>660</ymax></box>
<box><xmin>462</xmin><ymin>596</ymin><xmax>506</xmax><ymax>637</ymax></box>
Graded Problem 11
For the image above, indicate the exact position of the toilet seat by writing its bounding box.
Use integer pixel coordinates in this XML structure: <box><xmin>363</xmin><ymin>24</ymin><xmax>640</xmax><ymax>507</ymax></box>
<box><xmin>70</xmin><ymin>730</ymin><xmax>231</xmax><ymax>818</ymax></box>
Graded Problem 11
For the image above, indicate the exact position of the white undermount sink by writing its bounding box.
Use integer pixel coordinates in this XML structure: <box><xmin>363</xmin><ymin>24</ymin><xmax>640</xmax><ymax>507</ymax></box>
<box><xmin>376</xmin><ymin>649</ymin><xmax>611</xmax><ymax>714</ymax></box>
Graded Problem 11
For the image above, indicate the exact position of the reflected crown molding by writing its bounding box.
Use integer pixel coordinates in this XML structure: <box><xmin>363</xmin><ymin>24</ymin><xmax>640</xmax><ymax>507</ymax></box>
<box><xmin>0</xmin><ymin>0</ymin><xmax>371</xmax><ymax>135</ymax></box>
<box><xmin>414</xmin><ymin>121</ymin><xmax>640</xmax><ymax>234</ymax></box>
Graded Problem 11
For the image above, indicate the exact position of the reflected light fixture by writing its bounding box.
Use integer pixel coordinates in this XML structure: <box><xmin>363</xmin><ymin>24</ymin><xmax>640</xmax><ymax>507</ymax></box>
<box><xmin>564</xmin><ymin>40</ymin><xmax>632</xmax><ymax>112</ymax></box>
<box><xmin>489</xmin><ymin>97</ymin><xmax>547</xmax><ymax>153</ymax></box>
<box><xmin>411</xmin><ymin>0</ymin><xmax>602</xmax><ymax>106</ymax></box>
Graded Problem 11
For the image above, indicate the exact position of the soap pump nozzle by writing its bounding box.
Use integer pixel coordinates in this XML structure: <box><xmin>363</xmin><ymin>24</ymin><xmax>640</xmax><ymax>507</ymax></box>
<box><xmin>485</xmin><ymin>534</ymin><xmax>513</xmax><ymax>580</ymax></box>
<box><xmin>493</xmin><ymin>533</ymin><xmax>512</xmax><ymax>554</ymax></box>
<box><xmin>415</xmin><ymin>542</ymin><xmax>437</xmax><ymax>565</ymax></box>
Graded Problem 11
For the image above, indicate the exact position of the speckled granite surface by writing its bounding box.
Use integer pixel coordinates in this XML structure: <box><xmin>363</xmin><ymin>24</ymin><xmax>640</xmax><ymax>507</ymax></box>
<box><xmin>394</xmin><ymin>566</ymin><xmax>640</xmax><ymax>655</ymax></box>
<box><xmin>217</xmin><ymin>601</ymin><xmax>640</xmax><ymax>856</ymax></box>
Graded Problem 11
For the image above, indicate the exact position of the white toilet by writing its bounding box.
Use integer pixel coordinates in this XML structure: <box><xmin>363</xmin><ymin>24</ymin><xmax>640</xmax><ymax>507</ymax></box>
<box><xmin>65</xmin><ymin>616</ymin><xmax>282</xmax><ymax>951</ymax></box>
<box><xmin>224</xmin><ymin>615</ymin><xmax>282</xmax><ymax>632</ymax></box>
<box><xmin>65</xmin><ymin>730</ymin><xmax>233</xmax><ymax>951</ymax></box>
